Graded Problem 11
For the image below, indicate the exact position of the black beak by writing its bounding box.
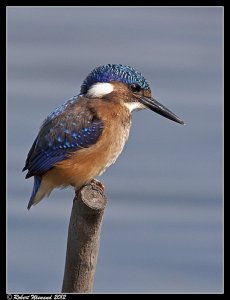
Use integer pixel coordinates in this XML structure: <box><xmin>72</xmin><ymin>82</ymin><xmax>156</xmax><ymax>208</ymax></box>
<box><xmin>139</xmin><ymin>96</ymin><xmax>185</xmax><ymax>124</ymax></box>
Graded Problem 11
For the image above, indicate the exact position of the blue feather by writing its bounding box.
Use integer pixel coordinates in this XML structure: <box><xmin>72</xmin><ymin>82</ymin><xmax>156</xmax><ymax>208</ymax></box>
<box><xmin>23</xmin><ymin>98</ymin><xmax>104</xmax><ymax>178</ymax></box>
<box><xmin>27</xmin><ymin>176</ymin><xmax>42</xmax><ymax>209</ymax></box>
<box><xmin>80</xmin><ymin>64</ymin><xmax>150</xmax><ymax>94</ymax></box>
<box><xmin>45</xmin><ymin>96</ymin><xmax>78</xmax><ymax>122</ymax></box>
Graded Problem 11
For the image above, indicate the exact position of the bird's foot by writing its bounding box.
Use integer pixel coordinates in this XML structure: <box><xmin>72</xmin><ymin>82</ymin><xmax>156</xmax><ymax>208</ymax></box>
<box><xmin>90</xmin><ymin>178</ymin><xmax>105</xmax><ymax>194</ymax></box>
<box><xmin>75</xmin><ymin>188</ymin><xmax>81</xmax><ymax>199</ymax></box>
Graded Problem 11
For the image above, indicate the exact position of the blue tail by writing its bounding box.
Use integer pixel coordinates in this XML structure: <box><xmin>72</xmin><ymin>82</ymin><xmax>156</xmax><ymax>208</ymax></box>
<box><xmin>27</xmin><ymin>176</ymin><xmax>42</xmax><ymax>210</ymax></box>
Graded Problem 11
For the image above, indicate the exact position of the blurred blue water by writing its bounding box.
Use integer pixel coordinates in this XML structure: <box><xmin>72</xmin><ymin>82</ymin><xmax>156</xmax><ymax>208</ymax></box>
<box><xmin>7</xmin><ymin>7</ymin><xmax>223</xmax><ymax>293</ymax></box>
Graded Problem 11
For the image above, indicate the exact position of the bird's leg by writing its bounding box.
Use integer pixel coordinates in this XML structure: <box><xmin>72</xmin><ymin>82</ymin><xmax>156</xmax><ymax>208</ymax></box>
<box><xmin>74</xmin><ymin>188</ymin><xmax>81</xmax><ymax>199</ymax></box>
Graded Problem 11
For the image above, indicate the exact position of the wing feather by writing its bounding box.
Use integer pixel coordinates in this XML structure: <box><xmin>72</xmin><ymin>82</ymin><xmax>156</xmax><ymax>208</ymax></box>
<box><xmin>23</xmin><ymin>97</ymin><xmax>103</xmax><ymax>178</ymax></box>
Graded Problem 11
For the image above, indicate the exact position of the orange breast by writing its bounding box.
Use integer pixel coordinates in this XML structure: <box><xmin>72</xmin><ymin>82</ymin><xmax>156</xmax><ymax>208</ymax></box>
<box><xmin>42</xmin><ymin>101</ymin><xmax>131</xmax><ymax>189</ymax></box>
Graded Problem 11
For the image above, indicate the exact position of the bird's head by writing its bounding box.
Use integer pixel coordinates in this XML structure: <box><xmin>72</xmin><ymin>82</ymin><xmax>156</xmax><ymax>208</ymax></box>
<box><xmin>80</xmin><ymin>64</ymin><xmax>184</xmax><ymax>124</ymax></box>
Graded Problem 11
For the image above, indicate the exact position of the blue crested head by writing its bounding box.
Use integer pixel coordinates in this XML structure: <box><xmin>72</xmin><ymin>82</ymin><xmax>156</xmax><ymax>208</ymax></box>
<box><xmin>80</xmin><ymin>64</ymin><xmax>150</xmax><ymax>94</ymax></box>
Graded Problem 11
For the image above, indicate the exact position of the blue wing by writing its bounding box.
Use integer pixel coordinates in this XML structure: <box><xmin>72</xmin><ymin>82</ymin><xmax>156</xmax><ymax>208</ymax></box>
<box><xmin>23</xmin><ymin>96</ymin><xmax>104</xmax><ymax>178</ymax></box>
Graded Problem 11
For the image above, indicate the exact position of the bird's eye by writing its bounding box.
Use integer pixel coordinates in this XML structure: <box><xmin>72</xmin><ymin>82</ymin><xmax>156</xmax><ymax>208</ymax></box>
<box><xmin>130</xmin><ymin>84</ymin><xmax>141</xmax><ymax>93</ymax></box>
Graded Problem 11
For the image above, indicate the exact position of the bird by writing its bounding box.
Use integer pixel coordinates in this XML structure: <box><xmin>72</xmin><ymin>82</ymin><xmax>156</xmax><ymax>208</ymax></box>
<box><xmin>23</xmin><ymin>64</ymin><xmax>184</xmax><ymax>209</ymax></box>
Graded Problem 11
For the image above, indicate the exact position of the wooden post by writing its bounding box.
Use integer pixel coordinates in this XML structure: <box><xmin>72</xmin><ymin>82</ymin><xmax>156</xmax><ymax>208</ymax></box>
<box><xmin>62</xmin><ymin>180</ymin><xmax>107</xmax><ymax>293</ymax></box>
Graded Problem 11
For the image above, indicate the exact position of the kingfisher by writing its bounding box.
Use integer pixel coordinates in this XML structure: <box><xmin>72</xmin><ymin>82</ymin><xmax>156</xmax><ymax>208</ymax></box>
<box><xmin>23</xmin><ymin>64</ymin><xmax>184</xmax><ymax>209</ymax></box>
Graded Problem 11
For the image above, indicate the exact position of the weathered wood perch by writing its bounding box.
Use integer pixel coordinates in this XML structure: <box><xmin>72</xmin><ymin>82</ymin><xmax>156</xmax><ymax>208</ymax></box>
<box><xmin>62</xmin><ymin>180</ymin><xmax>107</xmax><ymax>293</ymax></box>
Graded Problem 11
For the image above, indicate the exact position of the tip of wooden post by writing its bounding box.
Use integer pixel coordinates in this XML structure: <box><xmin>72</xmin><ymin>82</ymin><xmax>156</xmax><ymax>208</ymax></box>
<box><xmin>76</xmin><ymin>179</ymin><xmax>107</xmax><ymax>211</ymax></box>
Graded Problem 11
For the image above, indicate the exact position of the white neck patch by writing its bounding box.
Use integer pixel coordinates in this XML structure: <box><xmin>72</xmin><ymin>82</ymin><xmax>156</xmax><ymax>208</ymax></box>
<box><xmin>87</xmin><ymin>82</ymin><xmax>114</xmax><ymax>98</ymax></box>
<box><xmin>124</xmin><ymin>102</ymin><xmax>146</xmax><ymax>112</ymax></box>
